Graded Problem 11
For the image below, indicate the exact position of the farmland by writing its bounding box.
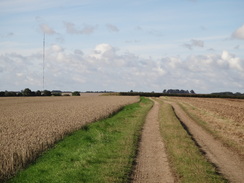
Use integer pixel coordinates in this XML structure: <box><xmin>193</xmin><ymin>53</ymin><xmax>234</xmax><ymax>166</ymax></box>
<box><xmin>1</xmin><ymin>95</ymin><xmax>244</xmax><ymax>182</ymax></box>
<box><xmin>0</xmin><ymin>95</ymin><xmax>139</xmax><ymax>181</ymax></box>
<box><xmin>166</xmin><ymin>97</ymin><xmax>244</xmax><ymax>157</ymax></box>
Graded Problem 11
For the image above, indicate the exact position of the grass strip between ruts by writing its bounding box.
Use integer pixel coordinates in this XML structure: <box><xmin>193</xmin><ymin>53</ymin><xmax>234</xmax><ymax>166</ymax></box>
<box><xmin>8</xmin><ymin>97</ymin><xmax>153</xmax><ymax>183</ymax></box>
<box><xmin>157</xmin><ymin>100</ymin><xmax>227</xmax><ymax>183</ymax></box>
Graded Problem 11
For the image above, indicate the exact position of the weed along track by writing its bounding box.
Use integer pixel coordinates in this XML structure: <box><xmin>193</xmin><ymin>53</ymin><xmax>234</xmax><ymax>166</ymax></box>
<box><xmin>165</xmin><ymin>100</ymin><xmax>244</xmax><ymax>183</ymax></box>
<box><xmin>132</xmin><ymin>99</ymin><xmax>174</xmax><ymax>183</ymax></box>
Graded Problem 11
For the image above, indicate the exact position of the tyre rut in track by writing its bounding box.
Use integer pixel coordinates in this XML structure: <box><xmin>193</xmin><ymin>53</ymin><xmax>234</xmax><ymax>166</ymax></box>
<box><xmin>165</xmin><ymin>101</ymin><xmax>244</xmax><ymax>183</ymax></box>
<box><xmin>131</xmin><ymin>99</ymin><xmax>174</xmax><ymax>183</ymax></box>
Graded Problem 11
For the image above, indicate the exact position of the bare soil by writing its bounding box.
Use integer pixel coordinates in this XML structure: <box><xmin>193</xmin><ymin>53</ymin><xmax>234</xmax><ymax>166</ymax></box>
<box><xmin>166</xmin><ymin>101</ymin><xmax>244</xmax><ymax>183</ymax></box>
<box><xmin>132</xmin><ymin>99</ymin><xmax>174</xmax><ymax>183</ymax></box>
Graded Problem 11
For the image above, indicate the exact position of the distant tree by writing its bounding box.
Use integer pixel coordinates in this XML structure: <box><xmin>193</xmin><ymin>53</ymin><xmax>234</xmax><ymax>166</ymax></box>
<box><xmin>17</xmin><ymin>92</ymin><xmax>23</xmax><ymax>96</ymax></box>
<box><xmin>235</xmin><ymin>92</ymin><xmax>242</xmax><ymax>96</ymax></box>
<box><xmin>190</xmin><ymin>90</ymin><xmax>195</xmax><ymax>94</ymax></box>
<box><xmin>4</xmin><ymin>91</ymin><xmax>9</xmax><ymax>96</ymax></box>
<box><xmin>0</xmin><ymin>91</ymin><xmax>5</xmax><ymax>96</ymax></box>
<box><xmin>4</xmin><ymin>91</ymin><xmax>17</xmax><ymax>96</ymax></box>
<box><xmin>10</xmin><ymin>92</ymin><xmax>17</xmax><ymax>96</ymax></box>
<box><xmin>130</xmin><ymin>90</ymin><xmax>133</xmax><ymax>93</ymax></box>
<box><xmin>43</xmin><ymin>90</ymin><xmax>52</xmax><ymax>96</ymax></box>
<box><xmin>72</xmin><ymin>91</ymin><xmax>80</xmax><ymax>96</ymax></box>
<box><xmin>22</xmin><ymin>88</ymin><xmax>32</xmax><ymax>96</ymax></box>
<box><xmin>164</xmin><ymin>89</ymin><xmax>193</xmax><ymax>94</ymax></box>
<box><xmin>36</xmin><ymin>90</ymin><xmax>41</xmax><ymax>96</ymax></box>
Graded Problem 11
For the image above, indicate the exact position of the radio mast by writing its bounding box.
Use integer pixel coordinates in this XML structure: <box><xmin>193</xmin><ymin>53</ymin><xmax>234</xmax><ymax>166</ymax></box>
<box><xmin>43</xmin><ymin>33</ymin><xmax>45</xmax><ymax>91</ymax></box>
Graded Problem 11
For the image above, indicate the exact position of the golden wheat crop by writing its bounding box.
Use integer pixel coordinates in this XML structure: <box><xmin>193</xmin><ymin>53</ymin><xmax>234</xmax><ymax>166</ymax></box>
<box><xmin>0</xmin><ymin>95</ymin><xmax>139</xmax><ymax>181</ymax></box>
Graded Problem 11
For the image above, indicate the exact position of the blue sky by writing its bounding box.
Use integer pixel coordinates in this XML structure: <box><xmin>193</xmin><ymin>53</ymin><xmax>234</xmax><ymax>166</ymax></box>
<box><xmin>0</xmin><ymin>0</ymin><xmax>244</xmax><ymax>93</ymax></box>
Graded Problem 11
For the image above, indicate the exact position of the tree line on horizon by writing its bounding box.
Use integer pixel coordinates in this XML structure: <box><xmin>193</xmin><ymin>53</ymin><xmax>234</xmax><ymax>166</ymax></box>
<box><xmin>0</xmin><ymin>88</ymin><xmax>80</xmax><ymax>97</ymax></box>
<box><xmin>162</xmin><ymin>89</ymin><xmax>195</xmax><ymax>94</ymax></box>
<box><xmin>120</xmin><ymin>89</ymin><xmax>244</xmax><ymax>99</ymax></box>
<box><xmin>1</xmin><ymin>88</ymin><xmax>244</xmax><ymax>98</ymax></box>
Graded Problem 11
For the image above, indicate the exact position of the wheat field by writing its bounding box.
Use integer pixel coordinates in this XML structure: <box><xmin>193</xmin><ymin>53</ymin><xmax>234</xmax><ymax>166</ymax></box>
<box><xmin>0</xmin><ymin>95</ymin><xmax>139</xmax><ymax>181</ymax></box>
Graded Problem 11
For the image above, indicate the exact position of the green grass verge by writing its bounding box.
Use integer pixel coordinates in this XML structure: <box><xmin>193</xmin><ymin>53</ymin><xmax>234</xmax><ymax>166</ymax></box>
<box><xmin>8</xmin><ymin>97</ymin><xmax>153</xmax><ymax>183</ymax></box>
<box><xmin>158</xmin><ymin>100</ymin><xmax>227</xmax><ymax>183</ymax></box>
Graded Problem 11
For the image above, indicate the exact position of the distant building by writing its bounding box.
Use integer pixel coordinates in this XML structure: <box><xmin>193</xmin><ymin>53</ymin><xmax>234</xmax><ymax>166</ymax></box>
<box><xmin>61</xmin><ymin>91</ymin><xmax>72</xmax><ymax>96</ymax></box>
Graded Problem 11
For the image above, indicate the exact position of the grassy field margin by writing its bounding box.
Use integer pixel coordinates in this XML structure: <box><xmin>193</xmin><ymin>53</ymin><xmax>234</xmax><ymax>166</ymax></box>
<box><xmin>157</xmin><ymin>99</ymin><xmax>227</xmax><ymax>183</ymax></box>
<box><xmin>8</xmin><ymin>97</ymin><xmax>153</xmax><ymax>183</ymax></box>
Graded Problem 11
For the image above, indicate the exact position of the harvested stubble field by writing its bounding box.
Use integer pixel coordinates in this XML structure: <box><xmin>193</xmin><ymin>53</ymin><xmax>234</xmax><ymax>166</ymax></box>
<box><xmin>168</xmin><ymin>97</ymin><xmax>244</xmax><ymax>157</ymax></box>
<box><xmin>0</xmin><ymin>95</ymin><xmax>139</xmax><ymax>181</ymax></box>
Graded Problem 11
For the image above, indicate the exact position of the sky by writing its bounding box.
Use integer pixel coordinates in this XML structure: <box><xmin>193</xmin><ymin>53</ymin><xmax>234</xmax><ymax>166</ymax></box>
<box><xmin>0</xmin><ymin>0</ymin><xmax>244</xmax><ymax>93</ymax></box>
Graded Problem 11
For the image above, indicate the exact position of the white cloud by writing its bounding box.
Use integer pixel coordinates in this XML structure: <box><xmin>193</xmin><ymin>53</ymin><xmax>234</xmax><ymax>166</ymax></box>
<box><xmin>0</xmin><ymin>43</ymin><xmax>243</xmax><ymax>93</ymax></box>
<box><xmin>0</xmin><ymin>52</ymin><xmax>42</xmax><ymax>90</ymax></box>
<box><xmin>92</xmin><ymin>43</ymin><xmax>117</xmax><ymax>59</ymax></box>
<box><xmin>51</xmin><ymin>44</ymin><xmax>64</xmax><ymax>52</ymax></box>
<box><xmin>221</xmin><ymin>50</ymin><xmax>231</xmax><ymax>60</ymax></box>
<box><xmin>94</xmin><ymin>44</ymin><xmax>113</xmax><ymax>54</ymax></box>
<box><xmin>221</xmin><ymin>51</ymin><xmax>243</xmax><ymax>71</ymax></box>
<box><xmin>232</xmin><ymin>24</ymin><xmax>244</xmax><ymax>40</ymax></box>
<box><xmin>63</xmin><ymin>22</ymin><xmax>97</xmax><ymax>35</ymax></box>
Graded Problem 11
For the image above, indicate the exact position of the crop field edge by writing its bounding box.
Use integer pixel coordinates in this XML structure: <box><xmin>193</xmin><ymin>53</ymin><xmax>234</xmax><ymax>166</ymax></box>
<box><xmin>7</xmin><ymin>97</ymin><xmax>153</xmax><ymax>183</ymax></box>
<box><xmin>0</xmin><ymin>96</ymin><xmax>139</xmax><ymax>182</ymax></box>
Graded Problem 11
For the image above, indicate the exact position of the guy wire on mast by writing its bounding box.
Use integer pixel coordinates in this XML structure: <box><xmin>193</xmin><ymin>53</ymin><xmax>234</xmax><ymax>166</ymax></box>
<box><xmin>43</xmin><ymin>33</ymin><xmax>45</xmax><ymax>91</ymax></box>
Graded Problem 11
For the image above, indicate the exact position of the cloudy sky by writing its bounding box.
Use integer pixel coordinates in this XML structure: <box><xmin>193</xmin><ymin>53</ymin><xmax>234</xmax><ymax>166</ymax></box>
<box><xmin>1</xmin><ymin>0</ymin><xmax>244</xmax><ymax>93</ymax></box>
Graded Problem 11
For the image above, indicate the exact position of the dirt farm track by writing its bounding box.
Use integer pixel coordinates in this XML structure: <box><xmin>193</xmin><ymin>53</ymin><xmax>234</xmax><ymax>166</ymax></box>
<box><xmin>131</xmin><ymin>97</ymin><xmax>244</xmax><ymax>183</ymax></box>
